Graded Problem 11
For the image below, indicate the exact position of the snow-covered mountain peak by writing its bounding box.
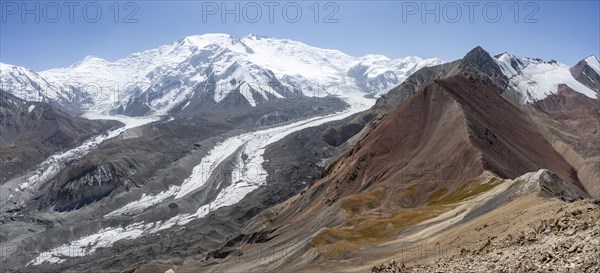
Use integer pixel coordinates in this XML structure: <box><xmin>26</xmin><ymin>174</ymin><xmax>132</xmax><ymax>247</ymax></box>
<box><xmin>0</xmin><ymin>62</ymin><xmax>71</xmax><ymax>103</ymax></box>
<box><xmin>1</xmin><ymin>62</ymin><xmax>21</xmax><ymax>70</ymax></box>
<box><xmin>360</xmin><ymin>54</ymin><xmax>392</xmax><ymax>62</ymax></box>
<box><xmin>245</xmin><ymin>34</ymin><xmax>271</xmax><ymax>40</ymax></box>
<box><xmin>180</xmin><ymin>33</ymin><xmax>241</xmax><ymax>50</ymax></box>
<box><xmin>68</xmin><ymin>55</ymin><xmax>108</xmax><ymax>68</ymax></box>
<box><xmin>1</xmin><ymin>62</ymin><xmax>39</xmax><ymax>89</ymax></box>
<box><xmin>495</xmin><ymin>53</ymin><xmax>598</xmax><ymax>102</ymax></box>
<box><xmin>3</xmin><ymin>34</ymin><xmax>444</xmax><ymax>115</ymax></box>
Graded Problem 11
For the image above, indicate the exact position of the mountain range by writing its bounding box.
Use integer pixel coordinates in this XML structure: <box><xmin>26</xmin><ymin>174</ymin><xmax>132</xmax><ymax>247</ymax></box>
<box><xmin>0</xmin><ymin>35</ymin><xmax>599</xmax><ymax>273</ymax></box>
<box><xmin>1</xmin><ymin>34</ymin><xmax>443</xmax><ymax>116</ymax></box>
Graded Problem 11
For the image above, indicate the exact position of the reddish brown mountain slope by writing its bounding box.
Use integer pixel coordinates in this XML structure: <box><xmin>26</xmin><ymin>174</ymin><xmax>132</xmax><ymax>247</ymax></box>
<box><xmin>314</xmin><ymin>75</ymin><xmax>587</xmax><ymax>207</ymax></box>
<box><xmin>531</xmin><ymin>85</ymin><xmax>600</xmax><ymax>198</ymax></box>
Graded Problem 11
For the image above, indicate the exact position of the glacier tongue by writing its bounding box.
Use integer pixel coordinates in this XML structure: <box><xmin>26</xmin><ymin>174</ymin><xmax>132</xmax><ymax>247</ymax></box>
<box><xmin>108</xmin><ymin>95</ymin><xmax>373</xmax><ymax>217</ymax></box>
<box><xmin>32</xmin><ymin>97</ymin><xmax>373</xmax><ymax>266</ymax></box>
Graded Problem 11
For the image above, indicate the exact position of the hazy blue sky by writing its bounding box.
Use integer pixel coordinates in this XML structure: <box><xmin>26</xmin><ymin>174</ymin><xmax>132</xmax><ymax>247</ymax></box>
<box><xmin>1</xmin><ymin>1</ymin><xmax>598</xmax><ymax>71</ymax></box>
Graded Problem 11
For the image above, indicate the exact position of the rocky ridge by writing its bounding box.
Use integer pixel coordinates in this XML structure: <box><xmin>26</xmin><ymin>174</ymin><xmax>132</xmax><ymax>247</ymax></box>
<box><xmin>373</xmin><ymin>199</ymin><xmax>600</xmax><ymax>273</ymax></box>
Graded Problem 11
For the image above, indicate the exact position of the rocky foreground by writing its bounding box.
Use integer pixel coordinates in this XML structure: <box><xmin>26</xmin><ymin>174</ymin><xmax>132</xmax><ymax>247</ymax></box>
<box><xmin>372</xmin><ymin>199</ymin><xmax>600</xmax><ymax>273</ymax></box>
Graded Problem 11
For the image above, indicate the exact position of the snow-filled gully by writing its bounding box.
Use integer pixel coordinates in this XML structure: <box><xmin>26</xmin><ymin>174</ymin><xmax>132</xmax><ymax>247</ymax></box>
<box><xmin>29</xmin><ymin>102</ymin><xmax>371</xmax><ymax>266</ymax></box>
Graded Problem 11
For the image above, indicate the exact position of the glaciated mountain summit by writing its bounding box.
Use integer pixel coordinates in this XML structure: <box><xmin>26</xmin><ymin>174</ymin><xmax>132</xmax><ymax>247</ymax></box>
<box><xmin>0</xmin><ymin>63</ymin><xmax>71</xmax><ymax>103</ymax></box>
<box><xmin>494</xmin><ymin>52</ymin><xmax>599</xmax><ymax>102</ymax></box>
<box><xmin>1</xmin><ymin>34</ymin><xmax>443</xmax><ymax>116</ymax></box>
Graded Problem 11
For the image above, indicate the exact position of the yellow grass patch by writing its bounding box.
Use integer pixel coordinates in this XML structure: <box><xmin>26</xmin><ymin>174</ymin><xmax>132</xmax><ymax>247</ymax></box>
<box><xmin>427</xmin><ymin>177</ymin><xmax>502</xmax><ymax>205</ymax></box>
<box><xmin>314</xmin><ymin>177</ymin><xmax>504</xmax><ymax>257</ymax></box>
<box><xmin>341</xmin><ymin>185</ymin><xmax>387</xmax><ymax>217</ymax></box>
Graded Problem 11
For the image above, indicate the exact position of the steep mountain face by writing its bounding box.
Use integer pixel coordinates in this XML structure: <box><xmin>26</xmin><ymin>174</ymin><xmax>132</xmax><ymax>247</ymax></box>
<box><xmin>2</xmin><ymin>34</ymin><xmax>443</xmax><ymax>117</ymax></box>
<box><xmin>0</xmin><ymin>63</ymin><xmax>66</xmax><ymax>102</ymax></box>
<box><xmin>343</xmin><ymin>51</ymin><xmax>599</xmax><ymax>200</ymax></box>
<box><xmin>570</xmin><ymin>55</ymin><xmax>600</xmax><ymax>93</ymax></box>
<box><xmin>0</xmin><ymin>63</ymin><xmax>87</xmax><ymax>114</ymax></box>
<box><xmin>334</xmin><ymin>46</ymin><xmax>511</xmax><ymax>151</ymax></box>
<box><xmin>531</xmin><ymin>86</ymin><xmax>600</xmax><ymax>198</ymax></box>
<box><xmin>451</xmin><ymin>46</ymin><xmax>509</xmax><ymax>92</ymax></box>
<box><xmin>0</xmin><ymin>90</ymin><xmax>118</xmax><ymax>186</ymax></box>
<box><xmin>372</xmin><ymin>46</ymin><xmax>509</xmax><ymax>117</ymax></box>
